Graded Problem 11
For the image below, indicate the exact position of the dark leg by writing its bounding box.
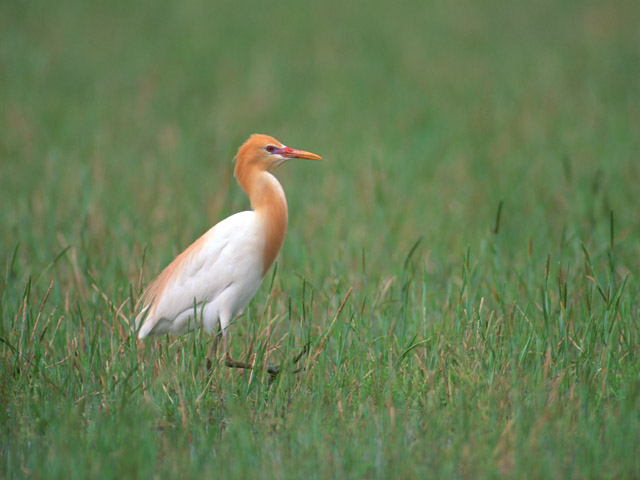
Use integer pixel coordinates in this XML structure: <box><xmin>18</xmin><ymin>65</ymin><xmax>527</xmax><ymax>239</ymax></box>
<box><xmin>290</xmin><ymin>342</ymin><xmax>310</xmax><ymax>373</ymax></box>
<box><xmin>292</xmin><ymin>342</ymin><xmax>310</xmax><ymax>364</ymax></box>
<box><xmin>222</xmin><ymin>327</ymin><xmax>281</xmax><ymax>376</ymax></box>
<box><xmin>219</xmin><ymin>329</ymin><xmax>310</xmax><ymax>376</ymax></box>
<box><xmin>206</xmin><ymin>325</ymin><xmax>223</xmax><ymax>373</ymax></box>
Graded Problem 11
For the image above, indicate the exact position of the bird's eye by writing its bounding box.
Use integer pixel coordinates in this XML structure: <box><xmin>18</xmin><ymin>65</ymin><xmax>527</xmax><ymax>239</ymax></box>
<box><xmin>265</xmin><ymin>145</ymin><xmax>277</xmax><ymax>153</ymax></box>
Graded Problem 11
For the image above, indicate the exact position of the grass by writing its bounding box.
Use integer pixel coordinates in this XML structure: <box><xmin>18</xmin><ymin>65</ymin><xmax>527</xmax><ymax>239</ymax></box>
<box><xmin>1</xmin><ymin>0</ymin><xmax>640</xmax><ymax>477</ymax></box>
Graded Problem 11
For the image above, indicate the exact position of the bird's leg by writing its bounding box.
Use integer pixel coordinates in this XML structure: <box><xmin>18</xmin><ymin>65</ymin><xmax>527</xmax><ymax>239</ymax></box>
<box><xmin>215</xmin><ymin>323</ymin><xmax>308</xmax><ymax>376</ymax></box>
<box><xmin>292</xmin><ymin>342</ymin><xmax>310</xmax><ymax>363</ymax></box>
<box><xmin>206</xmin><ymin>326</ymin><xmax>223</xmax><ymax>373</ymax></box>
<box><xmin>290</xmin><ymin>342</ymin><xmax>310</xmax><ymax>373</ymax></box>
<box><xmin>222</xmin><ymin>330</ymin><xmax>252</xmax><ymax>370</ymax></box>
<box><xmin>222</xmin><ymin>328</ymin><xmax>280</xmax><ymax>376</ymax></box>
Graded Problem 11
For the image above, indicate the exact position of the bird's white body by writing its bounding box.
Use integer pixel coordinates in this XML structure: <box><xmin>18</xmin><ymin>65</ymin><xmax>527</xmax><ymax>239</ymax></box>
<box><xmin>135</xmin><ymin>135</ymin><xmax>320</xmax><ymax>371</ymax></box>
<box><xmin>136</xmin><ymin>210</ymin><xmax>266</xmax><ymax>338</ymax></box>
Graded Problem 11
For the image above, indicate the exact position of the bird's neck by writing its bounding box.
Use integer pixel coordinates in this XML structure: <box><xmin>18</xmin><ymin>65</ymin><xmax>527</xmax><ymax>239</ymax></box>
<box><xmin>238</xmin><ymin>169</ymin><xmax>289</xmax><ymax>276</ymax></box>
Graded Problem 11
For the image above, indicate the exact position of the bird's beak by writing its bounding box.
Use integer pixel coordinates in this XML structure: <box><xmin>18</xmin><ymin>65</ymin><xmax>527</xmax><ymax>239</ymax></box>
<box><xmin>278</xmin><ymin>146</ymin><xmax>322</xmax><ymax>161</ymax></box>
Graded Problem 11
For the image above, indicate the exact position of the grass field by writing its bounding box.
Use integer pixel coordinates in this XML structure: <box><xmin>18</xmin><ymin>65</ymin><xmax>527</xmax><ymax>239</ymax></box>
<box><xmin>2</xmin><ymin>0</ymin><xmax>640</xmax><ymax>477</ymax></box>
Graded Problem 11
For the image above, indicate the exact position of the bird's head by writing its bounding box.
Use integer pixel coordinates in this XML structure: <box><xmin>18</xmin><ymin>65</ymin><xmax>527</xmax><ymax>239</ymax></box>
<box><xmin>234</xmin><ymin>134</ymin><xmax>322</xmax><ymax>175</ymax></box>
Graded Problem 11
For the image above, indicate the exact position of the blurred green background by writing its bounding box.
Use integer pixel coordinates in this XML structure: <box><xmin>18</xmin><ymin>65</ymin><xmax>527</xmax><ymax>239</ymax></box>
<box><xmin>3</xmin><ymin>0</ymin><xmax>638</xmax><ymax>277</ymax></box>
<box><xmin>1</xmin><ymin>0</ymin><xmax>639</xmax><ymax>477</ymax></box>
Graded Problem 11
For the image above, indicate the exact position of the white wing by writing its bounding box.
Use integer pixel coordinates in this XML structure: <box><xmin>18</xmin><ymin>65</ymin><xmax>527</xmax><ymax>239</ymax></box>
<box><xmin>136</xmin><ymin>211</ymin><xmax>266</xmax><ymax>338</ymax></box>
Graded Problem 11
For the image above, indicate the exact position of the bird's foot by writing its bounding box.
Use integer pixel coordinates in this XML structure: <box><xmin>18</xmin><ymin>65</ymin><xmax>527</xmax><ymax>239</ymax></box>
<box><xmin>224</xmin><ymin>353</ymin><xmax>280</xmax><ymax>376</ymax></box>
<box><xmin>223</xmin><ymin>343</ymin><xmax>309</xmax><ymax>377</ymax></box>
<box><xmin>291</xmin><ymin>342</ymin><xmax>310</xmax><ymax>373</ymax></box>
<box><xmin>224</xmin><ymin>354</ymin><xmax>253</xmax><ymax>370</ymax></box>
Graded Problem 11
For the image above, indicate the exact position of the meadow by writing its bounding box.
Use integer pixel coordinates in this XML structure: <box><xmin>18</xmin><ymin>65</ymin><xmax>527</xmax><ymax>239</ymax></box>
<box><xmin>1</xmin><ymin>0</ymin><xmax>639</xmax><ymax>477</ymax></box>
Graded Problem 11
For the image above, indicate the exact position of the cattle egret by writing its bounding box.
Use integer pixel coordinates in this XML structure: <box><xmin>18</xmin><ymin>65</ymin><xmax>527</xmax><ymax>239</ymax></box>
<box><xmin>135</xmin><ymin>134</ymin><xmax>321</xmax><ymax>374</ymax></box>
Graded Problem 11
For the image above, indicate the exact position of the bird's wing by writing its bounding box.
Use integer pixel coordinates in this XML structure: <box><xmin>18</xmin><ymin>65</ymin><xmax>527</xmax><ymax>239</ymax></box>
<box><xmin>136</xmin><ymin>211</ymin><xmax>263</xmax><ymax>338</ymax></box>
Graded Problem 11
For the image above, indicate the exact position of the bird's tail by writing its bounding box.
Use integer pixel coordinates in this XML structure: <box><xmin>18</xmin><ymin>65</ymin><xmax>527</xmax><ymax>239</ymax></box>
<box><xmin>135</xmin><ymin>305</ymin><xmax>151</xmax><ymax>339</ymax></box>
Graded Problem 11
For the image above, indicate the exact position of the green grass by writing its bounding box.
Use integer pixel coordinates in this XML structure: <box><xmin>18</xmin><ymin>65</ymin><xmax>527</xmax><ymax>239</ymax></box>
<box><xmin>2</xmin><ymin>0</ymin><xmax>640</xmax><ymax>477</ymax></box>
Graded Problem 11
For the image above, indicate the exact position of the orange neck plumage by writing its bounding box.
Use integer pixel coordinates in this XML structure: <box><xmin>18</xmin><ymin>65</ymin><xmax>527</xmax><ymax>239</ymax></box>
<box><xmin>235</xmin><ymin>163</ymin><xmax>288</xmax><ymax>276</ymax></box>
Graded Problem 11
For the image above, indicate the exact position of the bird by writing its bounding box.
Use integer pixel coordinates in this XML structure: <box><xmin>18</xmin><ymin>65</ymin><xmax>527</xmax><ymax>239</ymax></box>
<box><xmin>135</xmin><ymin>134</ymin><xmax>321</xmax><ymax>374</ymax></box>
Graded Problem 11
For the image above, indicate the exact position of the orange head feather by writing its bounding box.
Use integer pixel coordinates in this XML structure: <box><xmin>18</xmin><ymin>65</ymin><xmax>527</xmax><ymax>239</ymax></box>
<box><xmin>234</xmin><ymin>134</ymin><xmax>321</xmax><ymax>180</ymax></box>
